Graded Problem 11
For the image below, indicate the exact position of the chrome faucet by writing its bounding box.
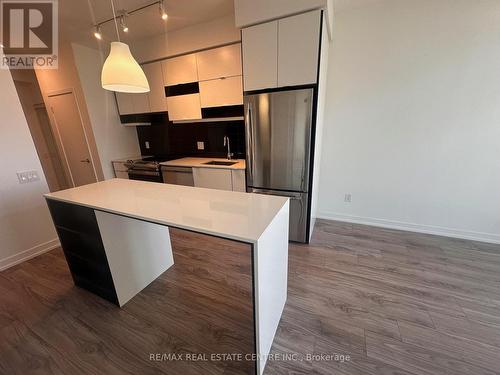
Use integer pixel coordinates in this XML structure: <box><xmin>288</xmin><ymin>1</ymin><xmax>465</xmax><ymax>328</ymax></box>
<box><xmin>223</xmin><ymin>135</ymin><xmax>234</xmax><ymax>160</ymax></box>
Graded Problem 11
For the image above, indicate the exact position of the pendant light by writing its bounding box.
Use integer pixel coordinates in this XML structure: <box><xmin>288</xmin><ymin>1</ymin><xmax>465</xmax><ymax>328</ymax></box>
<box><xmin>101</xmin><ymin>0</ymin><xmax>150</xmax><ymax>93</ymax></box>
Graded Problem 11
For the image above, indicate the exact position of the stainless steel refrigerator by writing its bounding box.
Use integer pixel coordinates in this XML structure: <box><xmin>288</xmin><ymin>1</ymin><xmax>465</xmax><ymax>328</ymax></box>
<box><xmin>245</xmin><ymin>88</ymin><xmax>314</xmax><ymax>243</ymax></box>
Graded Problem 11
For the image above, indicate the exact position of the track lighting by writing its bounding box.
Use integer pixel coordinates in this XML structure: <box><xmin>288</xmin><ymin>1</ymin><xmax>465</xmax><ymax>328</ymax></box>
<box><xmin>120</xmin><ymin>15</ymin><xmax>128</xmax><ymax>32</ymax></box>
<box><xmin>159</xmin><ymin>0</ymin><xmax>168</xmax><ymax>20</ymax></box>
<box><xmin>93</xmin><ymin>1</ymin><xmax>168</xmax><ymax>40</ymax></box>
<box><xmin>94</xmin><ymin>25</ymin><xmax>102</xmax><ymax>40</ymax></box>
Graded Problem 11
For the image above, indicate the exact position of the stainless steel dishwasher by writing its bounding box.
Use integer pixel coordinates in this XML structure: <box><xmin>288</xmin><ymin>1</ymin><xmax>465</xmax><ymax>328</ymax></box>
<box><xmin>161</xmin><ymin>166</ymin><xmax>194</xmax><ymax>186</ymax></box>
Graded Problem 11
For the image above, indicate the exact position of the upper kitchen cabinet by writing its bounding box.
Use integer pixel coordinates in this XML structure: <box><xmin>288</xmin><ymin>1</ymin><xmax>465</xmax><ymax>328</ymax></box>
<box><xmin>166</xmin><ymin>93</ymin><xmax>202</xmax><ymax>121</ymax></box>
<box><xmin>241</xmin><ymin>10</ymin><xmax>321</xmax><ymax>91</ymax></box>
<box><xmin>115</xmin><ymin>92</ymin><xmax>150</xmax><ymax>115</ymax></box>
<box><xmin>199</xmin><ymin>76</ymin><xmax>243</xmax><ymax>108</ymax></box>
<box><xmin>196</xmin><ymin>44</ymin><xmax>242</xmax><ymax>81</ymax></box>
<box><xmin>162</xmin><ymin>53</ymin><xmax>198</xmax><ymax>86</ymax></box>
<box><xmin>142</xmin><ymin>62</ymin><xmax>167</xmax><ymax>113</ymax></box>
<box><xmin>241</xmin><ymin>21</ymin><xmax>278</xmax><ymax>91</ymax></box>
<box><xmin>115</xmin><ymin>92</ymin><xmax>134</xmax><ymax>115</ymax></box>
<box><xmin>278</xmin><ymin>11</ymin><xmax>321</xmax><ymax>87</ymax></box>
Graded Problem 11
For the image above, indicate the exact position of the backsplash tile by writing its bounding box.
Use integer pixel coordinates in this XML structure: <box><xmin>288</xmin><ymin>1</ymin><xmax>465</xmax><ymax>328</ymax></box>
<box><xmin>136</xmin><ymin>120</ymin><xmax>246</xmax><ymax>159</ymax></box>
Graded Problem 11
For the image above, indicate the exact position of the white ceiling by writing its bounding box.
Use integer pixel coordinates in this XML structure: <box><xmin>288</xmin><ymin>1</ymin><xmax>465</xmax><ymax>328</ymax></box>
<box><xmin>59</xmin><ymin>0</ymin><xmax>235</xmax><ymax>46</ymax></box>
<box><xmin>58</xmin><ymin>0</ymin><xmax>377</xmax><ymax>47</ymax></box>
<box><xmin>333</xmin><ymin>0</ymin><xmax>384</xmax><ymax>13</ymax></box>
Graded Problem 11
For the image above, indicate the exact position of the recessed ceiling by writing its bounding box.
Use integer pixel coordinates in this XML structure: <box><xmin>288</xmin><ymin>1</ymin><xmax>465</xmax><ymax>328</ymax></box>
<box><xmin>59</xmin><ymin>0</ymin><xmax>235</xmax><ymax>46</ymax></box>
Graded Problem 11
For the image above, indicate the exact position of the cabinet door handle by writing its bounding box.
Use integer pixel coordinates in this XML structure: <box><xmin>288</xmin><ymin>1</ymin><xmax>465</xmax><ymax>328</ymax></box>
<box><xmin>80</xmin><ymin>158</ymin><xmax>90</xmax><ymax>163</ymax></box>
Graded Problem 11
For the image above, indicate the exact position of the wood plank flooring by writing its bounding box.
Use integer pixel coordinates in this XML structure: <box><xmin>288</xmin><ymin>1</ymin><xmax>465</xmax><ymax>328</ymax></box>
<box><xmin>1</xmin><ymin>219</ymin><xmax>500</xmax><ymax>375</ymax></box>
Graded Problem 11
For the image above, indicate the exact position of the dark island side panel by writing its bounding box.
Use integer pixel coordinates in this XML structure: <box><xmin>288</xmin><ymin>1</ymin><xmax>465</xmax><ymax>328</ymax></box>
<box><xmin>46</xmin><ymin>199</ymin><xmax>119</xmax><ymax>305</ymax></box>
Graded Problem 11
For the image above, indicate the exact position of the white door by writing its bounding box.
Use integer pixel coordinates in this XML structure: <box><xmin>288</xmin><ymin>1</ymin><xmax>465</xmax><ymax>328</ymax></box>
<box><xmin>48</xmin><ymin>91</ymin><xmax>98</xmax><ymax>187</ymax></box>
<box><xmin>242</xmin><ymin>21</ymin><xmax>278</xmax><ymax>91</ymax></box>
<box><xmin>278</xmin><ymin>10</ymin><xmax>321</xmax><ymax>87</ymax></box>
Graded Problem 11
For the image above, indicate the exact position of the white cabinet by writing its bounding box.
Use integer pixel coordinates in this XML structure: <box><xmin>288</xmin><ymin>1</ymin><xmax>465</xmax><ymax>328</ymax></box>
<box><xmin>142</xmin><ymin>62</ymin><xmax>167</xmax><ymax>113</ymax></box>
<box><xmin>115</xmin><ymin>93</ymin><xmax>134</xmax><ymax>115</ymax></box>
<box><xmin>278</xmin><ymin>11</ymin><xmax>321</xmax><ymax>87</ymax></box>
<box><xmin>196</xmin><ymin>44</ymin><xmax>242</xmax><ymax>81</ymax></box>
<box><xmin>162</xmin><ymin>53</ymin><xmax>198</xmax><ymax>86</ymax></box>
<box><xmin>132</xmin><ymin>93</ymin><xmax>150</xmax><ymax>114</ymax></box>
<box><xmin>241</xmin><ymin>21</ymin><xmax>278</xmax><ymax>91</ymax></box>
<box><xmin>193</xmin><ymin>168</ymin><xmax>233</xmax><ymax>191</ymax></box>
<box><xmin>231</xmin><ymin>170</ymin><xmax>246</xmax><ymax>192</ymax></box>
<box><xmin>166</xmin><ymin>94</ymin><xmax>202</xmax><ymax>121</ymax></box>
<box><xmin>241</xmin><ymin>10</ymin><xmax>321</xmax><ymax>91</ymax></box>
<box><xmin>199</xmin><ymin>76</ymin><xmax>243</xmax><ymax>108</ymax></box>
<box><xmin>115</xmin><ymin>92</ymin><xmax>150</xmax><ymax>115</ymax></box>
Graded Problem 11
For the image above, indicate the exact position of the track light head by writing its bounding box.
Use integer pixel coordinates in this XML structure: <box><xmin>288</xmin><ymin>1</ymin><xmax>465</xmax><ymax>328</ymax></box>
<box><xmin>120</xmin><ymin>15</ymin><xmax>128</xmax><ymax>32</ymax></box>
<box><xmin>94</xmin><ymin>25</ymin><xmax>102</xmax><ymax>40</ymax></box>
<box><xmin>159</xmin><ymin>1</ymin><xmax>168</xmax><ymax>20</ymax></box>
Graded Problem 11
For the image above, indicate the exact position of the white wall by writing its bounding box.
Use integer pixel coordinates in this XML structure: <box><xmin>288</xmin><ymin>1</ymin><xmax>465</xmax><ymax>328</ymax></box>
<box><xmin>0</xmin><ymin>68</ymin><xmax>59</xmax><ymax>270</ymax></box>
<box><xmin>72</xmin><ymin>43</ymin><xmax>141</xmax><ymax>179</ymax></box>
<box><xmin>318</xmin><ymin>0</ymin><xmax>500</xmax><ymax>243</ymax></box>
<box><xmin>310</xmin><ymin>11</ymin><xmax>331</xmax><ymax>240</ymax></box>
<box><xmin>131</xmin><ymin>15</ymin><xmax>241</xmax><ymax>63</ymax></box>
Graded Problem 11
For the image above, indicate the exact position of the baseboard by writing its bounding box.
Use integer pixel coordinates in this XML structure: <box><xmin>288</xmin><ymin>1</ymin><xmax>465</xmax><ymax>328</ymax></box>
<box><xmin>316</xmin><ymin>211</ymin><xmax>500</xmax><ymax>245</ymax></box>
<box><xmin>0</xmin><ymin>238</ymin><xmax>60</xmax><ymax>271</ymax></box>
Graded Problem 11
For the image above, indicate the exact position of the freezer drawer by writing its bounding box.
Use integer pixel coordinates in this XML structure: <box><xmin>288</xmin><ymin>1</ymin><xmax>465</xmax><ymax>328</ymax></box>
<box><xmin>162</xmin><ymin>166</ymin><xmax>194</xmax><ymax>186</ymax></box>
<box><xmin>248</xmin><ymin>188</ymin><xmax>308</xmax><ymax>243</ymax></box>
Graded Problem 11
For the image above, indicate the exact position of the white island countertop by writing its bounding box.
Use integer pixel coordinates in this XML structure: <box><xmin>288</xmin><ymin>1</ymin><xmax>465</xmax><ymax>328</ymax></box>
<box><xmin>44</xmin><ymin>178</ymin><xmax>287</xmax><ymax>243</ymax></box>
<box><xmin>161</xmin><ymin>157</ymin><xmax>245</xmax><ymax>170</ymax></box>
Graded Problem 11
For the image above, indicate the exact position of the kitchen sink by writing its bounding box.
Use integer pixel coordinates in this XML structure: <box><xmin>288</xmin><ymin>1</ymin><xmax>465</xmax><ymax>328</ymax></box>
<box><xmin>203</xmin><ymin>161</ymin><xmax>237</xmax><ymax>166</ymax></box>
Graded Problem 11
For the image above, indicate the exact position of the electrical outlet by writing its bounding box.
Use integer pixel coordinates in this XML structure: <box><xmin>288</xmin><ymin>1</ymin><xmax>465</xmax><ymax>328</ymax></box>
<box><xmin>197</xmin><ymin>141</ymin><xmax>205</xmax><ymax>150</ymax></box>
<box><xmin>17</xmin><ymin>170</ymin><xmax>40</xmax><ymax>184</ymax></box>
<box><xmin>145</xmin><ymin>141</ymin><xmax>150</xmax><ymax>149</ymax></box>
<box><xmin>344</xmin><ymin>193</ymin><xmax>352</xmax><ymax>203</ymax></box>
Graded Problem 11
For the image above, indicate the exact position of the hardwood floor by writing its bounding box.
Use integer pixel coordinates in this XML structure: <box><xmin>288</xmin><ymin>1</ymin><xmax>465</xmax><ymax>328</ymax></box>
<box><xmin>1</xmin><ymin>219</ymin><xmax>500</xmax><ymax>375</ymax></box>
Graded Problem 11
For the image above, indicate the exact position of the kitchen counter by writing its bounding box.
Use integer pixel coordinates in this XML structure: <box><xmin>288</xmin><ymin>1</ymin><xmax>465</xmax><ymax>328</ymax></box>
<box><xmin>44</xmin><ymin>179</ymin><xmax>289</xmax><ymax>375</ymax></box>
<box><xmin>45</xmin><ymin>178</ymin><xmax>283</xmax><ymax>242</ymax></box>
<box><xmin>161</xmin><ymin>157</ymin><xmax>245</xmax><ymax>170</ymax></box>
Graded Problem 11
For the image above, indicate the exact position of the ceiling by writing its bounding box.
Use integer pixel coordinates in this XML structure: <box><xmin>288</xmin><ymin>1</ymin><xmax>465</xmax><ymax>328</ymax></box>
<box><xmin>333</xmin><ymin>0</ymin><xmax>384</xmax><ymax>13</ymax></box>
<box><xmin>58</xmin><ymin>0</ymin><xmax>378</xmax><ymax>48</ymax></box>
<box><xmin>59</xmin><ymin>0</ymin><xmax>235</xmax><ymax>46</ymax></box>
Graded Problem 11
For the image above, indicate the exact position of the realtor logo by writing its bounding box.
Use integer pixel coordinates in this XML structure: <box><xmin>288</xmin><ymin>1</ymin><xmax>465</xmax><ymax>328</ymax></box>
<box><xmin>1</xmin><ymin>0</ymin><xmax>58</xmax><ymax>69</ymax></box>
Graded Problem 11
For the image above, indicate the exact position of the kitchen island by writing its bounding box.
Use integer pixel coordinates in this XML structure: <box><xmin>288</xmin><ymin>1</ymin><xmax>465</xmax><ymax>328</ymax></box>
<box><xmin>44</xmin><ymin>179</ymin><xmax>289</xmax><ymax>375</ymax></box>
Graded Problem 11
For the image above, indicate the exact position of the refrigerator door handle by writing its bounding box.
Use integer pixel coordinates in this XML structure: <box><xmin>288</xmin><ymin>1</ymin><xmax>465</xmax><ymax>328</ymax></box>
<box><xmin>245</xmin><ymin>103</ymin><xmax>254</xmax><ymax>185</ymax></box>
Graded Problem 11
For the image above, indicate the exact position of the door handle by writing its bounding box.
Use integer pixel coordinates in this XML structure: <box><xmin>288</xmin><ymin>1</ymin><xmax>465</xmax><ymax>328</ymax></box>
<box><xmin>245</xmin><ymin>103</ymin><xmax>254</xmax><ymax>183</ymax></box>
<box><xmin>80</xmin><ymin>158</ymin><xmax>90</xmax><ymax>163</ymax></box>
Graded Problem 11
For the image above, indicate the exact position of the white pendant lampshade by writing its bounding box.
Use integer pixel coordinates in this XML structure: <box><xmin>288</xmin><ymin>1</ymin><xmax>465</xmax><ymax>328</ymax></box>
<box><xmin>101</xmin><ymin>42</ymin><xmax>150</xmax><ymax>93</ymax></box>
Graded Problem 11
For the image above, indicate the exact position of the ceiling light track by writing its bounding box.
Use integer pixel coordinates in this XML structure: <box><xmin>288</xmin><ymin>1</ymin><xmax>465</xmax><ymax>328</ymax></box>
<box><xmin>93</xmin><ymin>0</ymin><xmax>167</xmax><ymax>39</ymax></box>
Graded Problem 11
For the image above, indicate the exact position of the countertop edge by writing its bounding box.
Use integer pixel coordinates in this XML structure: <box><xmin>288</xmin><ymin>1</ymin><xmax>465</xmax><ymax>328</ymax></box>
<box><xmin>44</xmin><ymin>194</ymin><xmax>259</xmax><ymax>244</ymax></box>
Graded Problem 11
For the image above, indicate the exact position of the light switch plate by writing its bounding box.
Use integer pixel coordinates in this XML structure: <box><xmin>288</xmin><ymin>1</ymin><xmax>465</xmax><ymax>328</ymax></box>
<box><xmin>197</xmin><ymin>141</ymin><xmax>205</xmax><ymax>150</ymax></box>
<box><xmin>145</xmin><ymin>141</ymin><xmax>150</xmax><ymax>149</ymax></box>
<box><xmin>17</xmin><ymin>170</ymin><xmax>40</xmax><ymax>184</ymax></box>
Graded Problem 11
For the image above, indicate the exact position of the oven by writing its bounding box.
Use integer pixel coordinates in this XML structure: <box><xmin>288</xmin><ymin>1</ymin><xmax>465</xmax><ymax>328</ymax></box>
<box><xmin>125</xmin><ymin>158</ymin><xmax>165</xmax><ymax>183</ymax></box>
<box><xmin>128</xmin><ymin>169</ymin><xmax>163</xmax><ymax>183</ymax></box>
